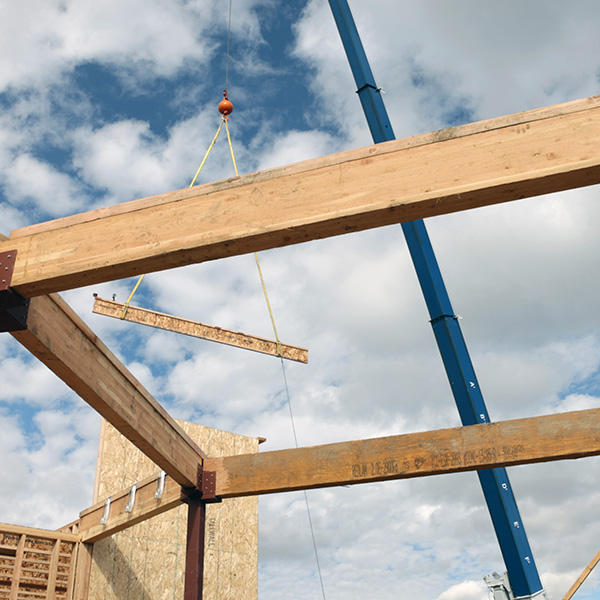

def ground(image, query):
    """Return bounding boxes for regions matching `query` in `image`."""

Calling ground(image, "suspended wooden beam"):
[204,407,600,498]
[562,548,600,600]
[73,407,600,543]
[3,96,600,297]
[92,297,309,363]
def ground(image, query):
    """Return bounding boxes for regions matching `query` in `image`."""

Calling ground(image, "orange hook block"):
[218,90,233,117]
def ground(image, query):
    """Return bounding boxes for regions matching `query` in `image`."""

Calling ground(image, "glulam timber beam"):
[204,407,600,498]
[3,96,600,297]
[10,293,206,487]
[74,407,600,541]
[1,233,205,488]
[92,297,309,363]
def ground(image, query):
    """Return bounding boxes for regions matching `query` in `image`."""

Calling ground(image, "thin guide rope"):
[280,358,327,600]
[223,104,327,599]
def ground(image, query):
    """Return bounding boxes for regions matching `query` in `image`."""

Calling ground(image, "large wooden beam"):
[92,297,309,363]
[74,407,600,542]
[0,231,206,489]
[9,293,206,487]
[3,96,600,297]
[204,407,600,498]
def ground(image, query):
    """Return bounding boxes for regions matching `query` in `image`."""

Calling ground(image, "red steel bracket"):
[0,250,29,332]
[0,250,17,292]
[180,463,221,504]
[200,471,219,502]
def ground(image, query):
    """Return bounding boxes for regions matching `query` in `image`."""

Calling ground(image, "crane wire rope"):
[118,6,328,596]
[217,9,328,595]
[225,0,233,92]
[281,359,327,600]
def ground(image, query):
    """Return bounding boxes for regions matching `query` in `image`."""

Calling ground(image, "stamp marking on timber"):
[349,444,527,480]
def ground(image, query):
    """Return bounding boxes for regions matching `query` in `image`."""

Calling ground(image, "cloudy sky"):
[2,1,600,598]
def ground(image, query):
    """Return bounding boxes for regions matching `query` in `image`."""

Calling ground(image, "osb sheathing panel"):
[88,419,259,600]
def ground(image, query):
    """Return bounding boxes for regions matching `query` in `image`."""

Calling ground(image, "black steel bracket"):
[0,250,29,332]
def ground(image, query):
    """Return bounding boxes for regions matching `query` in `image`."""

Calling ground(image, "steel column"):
[183,493,207,600]
[327,1,544,596]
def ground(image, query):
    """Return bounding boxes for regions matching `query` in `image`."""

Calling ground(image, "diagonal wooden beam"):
[204,407,600,498]
[562,548,600,600]
[92,297,309,363]
[3,96,600,297]
[2,232,205,488]
[9,293,206,487]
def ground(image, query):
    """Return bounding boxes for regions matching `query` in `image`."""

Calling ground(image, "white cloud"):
[0,354,72,406]
[0,404,99,529]
[294,0,600,140]
[0,0,216,91]
[4,153,86,216]
[257,129,339,170]
[3,1,600,599]
[436,579,487,600]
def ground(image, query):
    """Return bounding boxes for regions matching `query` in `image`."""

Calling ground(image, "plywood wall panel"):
[88,420,258,600]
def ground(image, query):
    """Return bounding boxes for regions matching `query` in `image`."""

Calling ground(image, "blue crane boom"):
[326,1,545,598]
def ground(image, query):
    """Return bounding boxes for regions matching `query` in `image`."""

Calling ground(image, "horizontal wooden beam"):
[3,270,206,488]
[72,409,600,542]
[73,407,600,541]
[78,471,181,543]
[205,407,600,497]
[0,522,80,543]
[92,297,309,363]
[4,96,600,297]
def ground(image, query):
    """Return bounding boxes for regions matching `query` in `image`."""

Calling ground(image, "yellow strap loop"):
[120,274,145,319]
[225,118,239,177]
[226,117,280,354]
[189,119,225,187]
[120,113,281,358]
[120,119,226,315]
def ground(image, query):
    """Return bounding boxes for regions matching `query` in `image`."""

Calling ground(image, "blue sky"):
[2,1,600,599]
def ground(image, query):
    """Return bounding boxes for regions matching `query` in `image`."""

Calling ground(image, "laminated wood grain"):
[10,292,205,488]
[204,407,600,497]
[4,96,600,297]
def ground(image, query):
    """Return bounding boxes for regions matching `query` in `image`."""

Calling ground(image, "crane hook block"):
[218,90,233,116]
